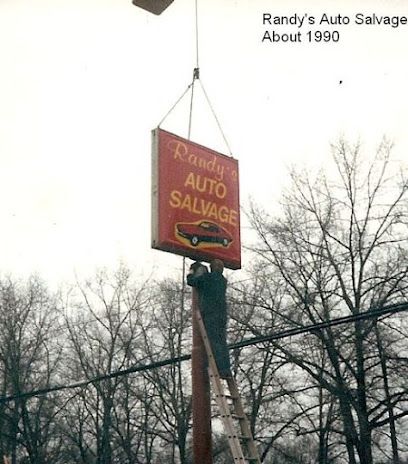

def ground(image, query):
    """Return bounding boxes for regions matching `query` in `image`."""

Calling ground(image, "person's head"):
[210,259,224,274]
[190,261,208,275]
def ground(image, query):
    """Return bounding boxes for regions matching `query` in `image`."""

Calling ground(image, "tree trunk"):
[375,322,400,463]
[354,320,373,464]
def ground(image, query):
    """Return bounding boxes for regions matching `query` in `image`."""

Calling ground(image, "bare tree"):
[245,140,408,463]
[0,276,62,464]
[62,266,151,464]
[138,278,193,464]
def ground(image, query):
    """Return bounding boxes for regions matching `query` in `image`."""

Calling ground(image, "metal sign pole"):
[191,287,213,463]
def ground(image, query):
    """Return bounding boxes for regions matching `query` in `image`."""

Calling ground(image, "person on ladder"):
[187,259,232,379]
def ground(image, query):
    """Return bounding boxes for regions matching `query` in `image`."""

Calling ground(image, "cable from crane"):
[156,0,233,329]
[157,0,231,155]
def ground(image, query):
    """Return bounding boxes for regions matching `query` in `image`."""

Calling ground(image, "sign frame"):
[151,128,241,269]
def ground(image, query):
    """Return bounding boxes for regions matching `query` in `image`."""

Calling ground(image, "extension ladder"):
[195,308,261,463]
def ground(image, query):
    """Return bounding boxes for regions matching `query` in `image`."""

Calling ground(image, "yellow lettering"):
[180,194,192,212]
[200,198,211,216]
[218,206,229,223]
[192,197,201,215]
[169,141,188,161]
[169,191,238,227]
[229,209,238,226]
[188,154,198,167]
[215,182,227,199]
[167,137,231,182]
[184,172,195,189]
[207,203,218,220]
[183,171,228,198]
[169,190,182,208]
[196,174,206,193]
[206,178,217,195]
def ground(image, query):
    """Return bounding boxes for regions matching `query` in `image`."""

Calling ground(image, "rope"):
[157,82,193,128]
[187,73,196,139]
[195,0,199,69]
[157,0,232,157]
[198,79,233,156]
[181,0,201,331]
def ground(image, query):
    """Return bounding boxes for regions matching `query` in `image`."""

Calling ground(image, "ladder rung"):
[215,392,237,399]
[197,311,260,463]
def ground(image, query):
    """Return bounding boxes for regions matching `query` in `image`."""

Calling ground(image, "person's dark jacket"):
[187,270,231,377]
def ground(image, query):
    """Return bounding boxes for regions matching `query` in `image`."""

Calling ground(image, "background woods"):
[1,142,408,463]
[244,140,408,462]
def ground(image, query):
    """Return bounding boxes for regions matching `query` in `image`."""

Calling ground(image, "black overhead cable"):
[0,301,407,405]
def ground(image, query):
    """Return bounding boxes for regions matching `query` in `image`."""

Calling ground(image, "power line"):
[0,301,407,405]
[230,301,408,349]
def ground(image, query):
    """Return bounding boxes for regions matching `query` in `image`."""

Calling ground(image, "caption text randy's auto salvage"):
[262,13,407,44]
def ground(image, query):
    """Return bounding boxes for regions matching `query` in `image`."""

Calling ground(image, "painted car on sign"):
[175,220,233,248]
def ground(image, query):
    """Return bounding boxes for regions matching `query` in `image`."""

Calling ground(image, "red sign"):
[151,129,241,269]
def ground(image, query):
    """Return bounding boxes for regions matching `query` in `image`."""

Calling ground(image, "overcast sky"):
[0,0,407,285]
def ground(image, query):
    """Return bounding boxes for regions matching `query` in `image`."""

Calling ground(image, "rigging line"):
[180,256,187,362]
[187,72,196,139]
[157,1,199,129]
[195,0,199,69]
[1,301,407,405]
[180,3,200,342]
[193,0,231,156]
[183,0,201,325]
[180,256,187,353]
[157,82,193,128]
[198,78,233,156]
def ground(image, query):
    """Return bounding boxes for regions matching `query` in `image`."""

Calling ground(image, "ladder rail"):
[194,308,261,463]
[195,308,246,461]
[227,378,260,462]
[209,373,247,461]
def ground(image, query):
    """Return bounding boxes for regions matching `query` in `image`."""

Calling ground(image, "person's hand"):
[189,262,207,277]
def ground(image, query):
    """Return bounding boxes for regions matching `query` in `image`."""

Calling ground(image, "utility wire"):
[1,301,407,405]
[230,301,408,349]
